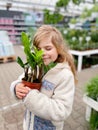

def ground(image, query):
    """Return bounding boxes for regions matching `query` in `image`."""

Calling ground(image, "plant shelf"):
[83,95,98,121]
[70,49,98,72]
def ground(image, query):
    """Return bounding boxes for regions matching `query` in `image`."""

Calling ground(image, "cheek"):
[51,50,58,61]
[54,54,58,61]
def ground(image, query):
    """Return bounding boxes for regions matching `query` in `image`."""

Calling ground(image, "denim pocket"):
[34,115,56,130]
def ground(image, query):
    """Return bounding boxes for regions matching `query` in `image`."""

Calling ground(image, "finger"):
[17,89,29,94]
[16,91,26,98]
[16,91,24,99]
[16,95,23,99]
[25,86,31,91]
[16,86,29,93]
[17,83,25,87]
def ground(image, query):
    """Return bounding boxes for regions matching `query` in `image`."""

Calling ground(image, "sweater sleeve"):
[10,73,24,99]
[23,71,75,121]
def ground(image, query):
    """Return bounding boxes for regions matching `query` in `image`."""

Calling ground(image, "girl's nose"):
[42,49,46,57]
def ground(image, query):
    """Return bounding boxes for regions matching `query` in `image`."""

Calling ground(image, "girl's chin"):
[43,59,55,66]
[43,61,51,66]
[44,62,50,66]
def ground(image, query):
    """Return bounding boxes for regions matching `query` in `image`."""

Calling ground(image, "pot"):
[22,80,41,90]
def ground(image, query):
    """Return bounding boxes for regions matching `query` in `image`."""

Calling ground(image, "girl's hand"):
[15,83,30,99]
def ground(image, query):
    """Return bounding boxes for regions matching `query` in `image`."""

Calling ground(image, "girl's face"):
[38,38,58,65]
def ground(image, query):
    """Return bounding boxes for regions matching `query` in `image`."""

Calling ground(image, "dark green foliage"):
[44,62,57,74]
[90,109,98,130]
[56,0,69,7]
[85,76,98,101]
[56,0,81,7]
[17,56,25,68]
[85,76,98,130]
[91,32,98,43]
[43,9,63,24]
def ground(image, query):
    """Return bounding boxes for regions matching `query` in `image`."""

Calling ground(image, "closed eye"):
[45,46,52,51]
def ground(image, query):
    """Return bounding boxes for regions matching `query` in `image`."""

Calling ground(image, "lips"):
[43,56,50,60]
[43,57,51,65]
[43,58,49,62]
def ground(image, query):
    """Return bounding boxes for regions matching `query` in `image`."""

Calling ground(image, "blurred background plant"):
[84,76,98,130]
[60,28,98,51]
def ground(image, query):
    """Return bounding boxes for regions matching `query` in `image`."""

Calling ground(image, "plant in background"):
[70,18,77,24]
[85,76,98,130]
[43,9,63,24]
[89,109,98,130]
[91,31,98,49]
[91,4,98,12]
[56,0,81,8]
[61,27,98,51]
[85,76,98,101]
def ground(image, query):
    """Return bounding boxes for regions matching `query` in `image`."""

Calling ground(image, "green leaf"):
[17,56,24,68]
[44,62,57,74]
[21,32,31,55]
[32,46,43,65]
[21,32,30,47]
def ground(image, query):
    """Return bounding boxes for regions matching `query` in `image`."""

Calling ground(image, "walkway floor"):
[0,45,98,130]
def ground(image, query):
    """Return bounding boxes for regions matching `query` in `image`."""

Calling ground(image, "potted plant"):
[17,32,56,90]
[17,32,44,90]
[83,76,98,130]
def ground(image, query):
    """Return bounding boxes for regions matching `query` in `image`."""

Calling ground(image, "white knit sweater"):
[10,62,75,130]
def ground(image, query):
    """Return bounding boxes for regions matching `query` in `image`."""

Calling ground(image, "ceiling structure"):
[0,0,97,16]
[0,0,58,12]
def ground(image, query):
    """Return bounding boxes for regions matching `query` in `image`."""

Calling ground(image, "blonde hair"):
[33,25,77,84]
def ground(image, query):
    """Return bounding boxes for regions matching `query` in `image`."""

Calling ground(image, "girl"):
[10,25,77,130]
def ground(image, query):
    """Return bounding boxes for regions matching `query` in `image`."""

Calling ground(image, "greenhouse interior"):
[0,0,98,130]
